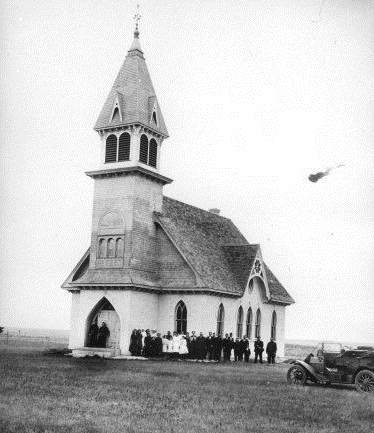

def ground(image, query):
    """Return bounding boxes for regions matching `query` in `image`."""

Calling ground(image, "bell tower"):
[85,23,172,283]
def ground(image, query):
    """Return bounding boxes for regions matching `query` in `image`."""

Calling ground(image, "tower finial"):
[134,4,141,37]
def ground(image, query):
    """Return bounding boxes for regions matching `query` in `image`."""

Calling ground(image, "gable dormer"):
[149,96,158,127]
[109,93,123,125]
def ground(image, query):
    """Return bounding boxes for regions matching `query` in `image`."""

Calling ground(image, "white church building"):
[62,25,294,358]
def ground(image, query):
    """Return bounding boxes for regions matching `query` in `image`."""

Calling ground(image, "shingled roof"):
[94,30,168,136]
[155,197,249,295]
[63,196,294,304]
[156,197,294,303]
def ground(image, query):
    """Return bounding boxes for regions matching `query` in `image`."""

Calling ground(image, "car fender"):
[294,360,318,381]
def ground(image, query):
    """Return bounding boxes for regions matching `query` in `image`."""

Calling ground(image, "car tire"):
[287,365,307,386]
[354,369,374,393]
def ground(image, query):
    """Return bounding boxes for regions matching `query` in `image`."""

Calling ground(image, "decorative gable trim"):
[109,94,123,124]
[247,249,271,301]
[148,96,158,126]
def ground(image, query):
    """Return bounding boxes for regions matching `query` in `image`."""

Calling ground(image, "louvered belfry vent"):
[118,132,130,161]
[149,139,157,168]
[139,134,149,164]
[105,134,117,163]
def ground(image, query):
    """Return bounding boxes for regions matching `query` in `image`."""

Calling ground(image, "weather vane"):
[134,4,141,31]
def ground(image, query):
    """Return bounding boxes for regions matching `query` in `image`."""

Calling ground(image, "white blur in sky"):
[0,0,373,343]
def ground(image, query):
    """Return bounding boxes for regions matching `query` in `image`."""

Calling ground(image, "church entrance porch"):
[75,297,121,357]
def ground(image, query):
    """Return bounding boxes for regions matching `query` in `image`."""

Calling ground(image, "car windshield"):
[323,343,342,352]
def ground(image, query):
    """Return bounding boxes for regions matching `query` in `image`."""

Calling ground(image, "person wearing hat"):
[266,338,277,364]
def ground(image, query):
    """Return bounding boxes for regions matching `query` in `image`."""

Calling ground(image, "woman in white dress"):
[179,335,189,359]
[162,335,169,356]
[171,332,181,358]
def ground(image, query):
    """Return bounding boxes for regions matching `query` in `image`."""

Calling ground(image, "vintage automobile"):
[287,342,374,393]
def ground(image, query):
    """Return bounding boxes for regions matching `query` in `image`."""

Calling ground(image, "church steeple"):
[94,26,168,136]
[93,23,169,173]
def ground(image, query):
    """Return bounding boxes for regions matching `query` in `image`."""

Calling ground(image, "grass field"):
[0,339,373,433]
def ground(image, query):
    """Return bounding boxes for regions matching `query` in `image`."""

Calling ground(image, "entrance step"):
[72,347,120,358]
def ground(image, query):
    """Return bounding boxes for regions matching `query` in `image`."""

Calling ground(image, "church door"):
[97,309,121,350]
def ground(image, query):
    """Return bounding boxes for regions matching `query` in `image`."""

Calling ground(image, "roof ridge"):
[163,196,232,221]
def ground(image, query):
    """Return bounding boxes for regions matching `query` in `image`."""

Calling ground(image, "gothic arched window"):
[139,134,149,164]
[246,307,253,339]
[115,238,124,258]
[98,238,106,258]
[149,138,157,168]
[255,308,261,338]
[271,311,277,340]
[105,134,117,163]
[118,133,130,161]
[175,301,187,334]
[237,306,244,338]
[216,303,225,337]
[107,238,115,258]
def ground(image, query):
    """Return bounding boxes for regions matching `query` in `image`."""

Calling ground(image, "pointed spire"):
[94,10,168,137]
[129,5,143,53]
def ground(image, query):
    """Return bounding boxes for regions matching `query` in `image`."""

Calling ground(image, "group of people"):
[87,321,110,348]
[129,329,278,364]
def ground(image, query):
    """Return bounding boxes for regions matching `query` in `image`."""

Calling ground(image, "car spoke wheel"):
[287,365,307,385]
[355,370,374,393]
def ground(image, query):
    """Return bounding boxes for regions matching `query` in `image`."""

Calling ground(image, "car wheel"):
[355,369,374,393]
[287,365,307,385]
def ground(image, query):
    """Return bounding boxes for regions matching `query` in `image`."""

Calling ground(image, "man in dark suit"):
[196,332,207,361]
[206,332,214,360]
[243,336,251,362]
[212,333,221,361]
[222,334,231,361]
[254,336,264,363]
[266,338,277,364]
[189,331,198,359]
[234,338,241,361]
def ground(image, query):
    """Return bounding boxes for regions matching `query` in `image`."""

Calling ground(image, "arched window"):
[271,311,277,340]
[139,134,148,164]
[118,133,130,161]
[98,238,106,258]
[246,307,253,339]
[107,238,115,258]
[255,308,261,338]
[175,301,187,334]
[105,134,117,163]
[149,138,157,168]
[237,306,244,338]
[216,303,224,336]
[115,238,124,258]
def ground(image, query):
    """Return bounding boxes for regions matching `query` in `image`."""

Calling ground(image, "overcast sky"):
[1,0,373,344]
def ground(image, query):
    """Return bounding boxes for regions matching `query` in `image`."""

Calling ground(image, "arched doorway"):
[85,297,120,350]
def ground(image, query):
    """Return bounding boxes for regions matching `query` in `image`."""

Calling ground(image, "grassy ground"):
[0,341,373,433]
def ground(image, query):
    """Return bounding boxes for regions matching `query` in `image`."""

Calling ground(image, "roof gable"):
[63,197,294,305]
[156,197,249,295]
